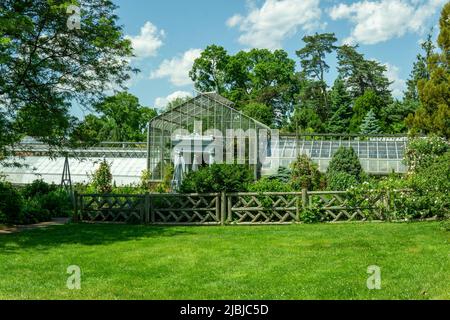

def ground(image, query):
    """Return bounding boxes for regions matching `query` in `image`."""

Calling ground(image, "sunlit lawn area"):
[0,222,448,300]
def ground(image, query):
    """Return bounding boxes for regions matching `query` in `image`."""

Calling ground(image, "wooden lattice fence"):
[74,189,407,225]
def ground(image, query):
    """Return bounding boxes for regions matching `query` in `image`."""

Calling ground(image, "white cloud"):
[126,21,165,58]
[383,62,406,99]
[329,0,446,45]
[150,49,202,86]
[154,91,193,109]
[227,0,323,50]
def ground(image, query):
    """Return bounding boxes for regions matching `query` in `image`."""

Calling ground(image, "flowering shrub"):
[404,135,449,173]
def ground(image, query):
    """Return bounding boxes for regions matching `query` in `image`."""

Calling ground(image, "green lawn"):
[0,222,448,300]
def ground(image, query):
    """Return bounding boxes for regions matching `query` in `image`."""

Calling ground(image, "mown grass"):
[0,222,448,300]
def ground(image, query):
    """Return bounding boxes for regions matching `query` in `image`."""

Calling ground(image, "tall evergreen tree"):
[407,3,450,138]
[337,45,392,102]
[296,33,338,121]
[326,77,353,133]
[404,31,435,102]
[360,109,381,134]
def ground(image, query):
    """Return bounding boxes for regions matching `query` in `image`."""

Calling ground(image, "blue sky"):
[74,0,446,118]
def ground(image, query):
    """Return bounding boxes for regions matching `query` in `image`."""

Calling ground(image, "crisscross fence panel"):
[75,192,221,225]
[226,192,302,224]
[307,191,388,222]
[77,194,145,223]
[74,189,410,225]
[150,193,221,225]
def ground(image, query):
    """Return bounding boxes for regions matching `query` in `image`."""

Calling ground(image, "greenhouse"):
[0,93,409,187]
[148,92,408,183]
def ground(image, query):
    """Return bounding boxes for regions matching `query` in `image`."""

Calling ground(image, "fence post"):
[144,192,150,224]
[302,189,308,211]
[384,190,391,220]
[227,195,232,223]
[221,192,226,226]
[73,191,79,223]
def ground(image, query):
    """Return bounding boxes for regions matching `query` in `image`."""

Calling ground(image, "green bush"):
[0,181,23,224]
[21,198,51,224]
[21,179,57,199]
[179,164,253,193]
[327,146,363,178]
[327,171,359,191]
[326,146,363,190]
[248,178,293,193]
[92,160,113,194]
[37,189,72,217]
[404,135,449,172]
[289,154,322,190]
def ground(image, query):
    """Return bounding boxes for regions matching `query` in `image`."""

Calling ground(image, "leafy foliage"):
[360,109,381,134]
[179,164,253,193]
[71,92,157,144]
[92,160,113,194]
[404,135,449,172]
[407,3,450,138]
[0,180,23,224]
[326,147,363,190]
[289,154,322,190]
[248,178,293,193]
[0,0,135,153]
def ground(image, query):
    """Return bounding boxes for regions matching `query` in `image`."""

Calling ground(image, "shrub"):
[289,154,322,190]
[326,146,363,190]
[404,135,449,173]
[92,160,113,194]
[248,178,293,193]
[267,167,291,183]
[0,181,23,224]
[327,171,359,191]
[327,146,363,178]
[37,189,72,217]
[21,198,51,224]
[179,164,253,193]
[21,179,57,199]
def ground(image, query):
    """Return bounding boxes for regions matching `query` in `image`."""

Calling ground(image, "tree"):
[350,90,385,133]
[404,31,435,102]
[407,3,450,138]
[326,77,353,133]
[337,45,392,101]
[71,92,157,143]
[289,154,322,190]
[296,33,337,120]
[190,47,298,127]
[326,146,363,190]
[0,0,135,154]
[189,45,229,94]
[290,106,323,133]
[241,102,274,126]
[380,100,419,133]
[360,109,381,134]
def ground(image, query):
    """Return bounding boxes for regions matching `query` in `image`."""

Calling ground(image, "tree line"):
[0,1,448,155]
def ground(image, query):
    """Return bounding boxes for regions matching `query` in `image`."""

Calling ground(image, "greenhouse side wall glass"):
[147,93,408,181]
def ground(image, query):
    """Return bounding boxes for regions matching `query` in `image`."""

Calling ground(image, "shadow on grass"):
[0,223,192,254]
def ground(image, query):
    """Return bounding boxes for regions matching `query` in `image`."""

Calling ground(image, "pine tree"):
[360,110,381,134]
[326,77,353,133]
[404,30,435,102]
[407,3,450,138]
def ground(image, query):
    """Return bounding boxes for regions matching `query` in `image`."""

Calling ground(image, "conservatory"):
[147,92,408,183]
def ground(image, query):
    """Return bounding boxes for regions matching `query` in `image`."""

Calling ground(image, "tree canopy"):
[0,0,135,154]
